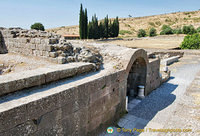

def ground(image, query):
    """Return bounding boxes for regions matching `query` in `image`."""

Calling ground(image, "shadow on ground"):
[101,77,178,136]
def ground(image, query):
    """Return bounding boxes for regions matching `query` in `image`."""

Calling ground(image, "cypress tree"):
[99,22,104,39]
[79,4,84,39]
[116,16,119,37]
[88,22,93,39]
[104,15,109,39]
[84,9,88,39]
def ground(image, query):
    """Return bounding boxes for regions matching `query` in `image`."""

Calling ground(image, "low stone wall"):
[146,58,161,95]
[0,28,102,67]
[0,62,95,97]
[0,70,127,136]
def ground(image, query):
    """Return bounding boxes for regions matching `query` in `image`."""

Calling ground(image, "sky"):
[0,0,200,29]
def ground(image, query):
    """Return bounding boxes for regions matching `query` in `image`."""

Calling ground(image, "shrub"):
[149,28,157,37]
[119,30,132,35]
[173,28,182,34]
[197,27,200,33]
[31,23,45,31]
[182,25,196,34]
[160,25,173,35]
[137,29,146,38]
[180,33,200,49]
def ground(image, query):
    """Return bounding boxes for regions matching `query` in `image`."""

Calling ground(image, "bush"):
[173,28,182,34]
[31,23,45,31]
[197,27,200,33]
[182,25,196,34]
[149,28,157,37]
[180,33,200,49]
[137,29,146,38]
[119,30,132,35]
[160,25,173,35]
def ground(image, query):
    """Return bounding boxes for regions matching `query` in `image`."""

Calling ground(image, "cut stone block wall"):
[146,58,161,95]
[0,48,162,135]
[0,63,95,97]
[0,28,102,67]
[0,70,127,136]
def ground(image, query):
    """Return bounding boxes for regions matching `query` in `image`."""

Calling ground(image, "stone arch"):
[125,49,148,97]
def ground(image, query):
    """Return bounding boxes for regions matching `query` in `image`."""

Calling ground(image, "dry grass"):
[46,10,200,38]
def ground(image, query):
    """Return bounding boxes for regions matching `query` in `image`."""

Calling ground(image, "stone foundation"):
[0,28,102,67]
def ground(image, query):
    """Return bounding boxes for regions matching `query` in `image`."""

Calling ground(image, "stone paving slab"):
[0,62,94,96]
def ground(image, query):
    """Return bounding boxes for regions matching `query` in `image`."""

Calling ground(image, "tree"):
[79,4,84,39]
[31,23,45,31]
[173,28,182,34]
[99,22,104,39]
[197,27,200,33]
[149,28,157,37]
[88,22,93,39]
[180,33,200,49]
[182,25,196,35]
[160,25,173,35]
[104,15,109,39]
[115,17,119,37]
[88,14,99,39]
[84,9,88,39]
[137,29,146,38]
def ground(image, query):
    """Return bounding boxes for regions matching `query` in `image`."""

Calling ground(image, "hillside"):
[46,10,200,37]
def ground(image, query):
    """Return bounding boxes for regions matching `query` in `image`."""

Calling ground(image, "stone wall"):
[0,28,102,67]
[146,58,161,95]
[0,47,162,135]
[0,70,127,136]
[0,30,7,54]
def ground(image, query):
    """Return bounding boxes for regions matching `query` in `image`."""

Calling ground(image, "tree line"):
[79,4,119,39]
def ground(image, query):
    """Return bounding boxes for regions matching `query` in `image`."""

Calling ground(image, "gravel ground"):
[100,55,200,136]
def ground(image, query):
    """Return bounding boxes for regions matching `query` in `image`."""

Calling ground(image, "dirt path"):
[100,55,200,136]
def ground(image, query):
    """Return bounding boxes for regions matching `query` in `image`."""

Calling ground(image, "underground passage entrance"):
[127,57,147,104]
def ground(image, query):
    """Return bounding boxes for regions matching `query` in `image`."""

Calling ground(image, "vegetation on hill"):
[180,33,200,49]
[31,23,45,31]
[149,28,157,37]
[137,29,146,37]
[47,10,200,38]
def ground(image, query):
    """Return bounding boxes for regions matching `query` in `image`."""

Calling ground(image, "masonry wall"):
[0,28,101,66]
[0,70,127,136]
[146,58,161,95]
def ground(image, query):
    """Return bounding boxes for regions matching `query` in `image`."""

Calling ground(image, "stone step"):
[0,62,95,97]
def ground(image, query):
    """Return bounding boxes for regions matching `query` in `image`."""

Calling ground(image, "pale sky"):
[0,0,200,29]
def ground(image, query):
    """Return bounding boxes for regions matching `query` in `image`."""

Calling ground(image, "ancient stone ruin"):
[0,27,102,68]
[0,28,165,135]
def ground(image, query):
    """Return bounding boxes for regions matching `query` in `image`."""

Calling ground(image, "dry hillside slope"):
[46,10,200,37]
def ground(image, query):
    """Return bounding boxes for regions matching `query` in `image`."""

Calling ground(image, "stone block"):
[49,52,58,58]
[88,96,104,120]
[27,94,60,120]
[77,63,94,75]
[30,38,35,44]
[35,38,41,44]
[59,87,78,107]
[45,45,53,51]
[0,120,37,136]
[30,44,36,50]
[59,67,77,79]
[57,57,66,64]
[0,105,27,133]
[45,70,60,83]
[49,38,58,44]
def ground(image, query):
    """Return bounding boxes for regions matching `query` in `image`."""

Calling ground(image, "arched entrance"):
[127,57,147,99]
